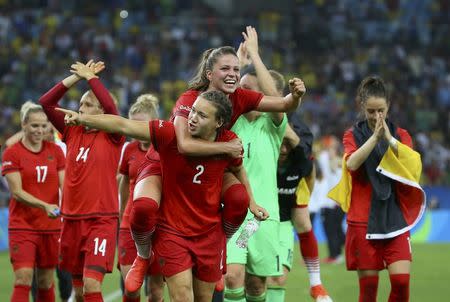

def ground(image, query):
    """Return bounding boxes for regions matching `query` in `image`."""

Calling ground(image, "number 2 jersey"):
[2,141,65,231]
[149,120,242,237]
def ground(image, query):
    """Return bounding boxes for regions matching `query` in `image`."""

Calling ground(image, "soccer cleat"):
[125,254,153,293]
[310,284,333,302]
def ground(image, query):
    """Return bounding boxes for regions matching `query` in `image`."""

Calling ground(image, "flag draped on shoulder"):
[328,141,426,239]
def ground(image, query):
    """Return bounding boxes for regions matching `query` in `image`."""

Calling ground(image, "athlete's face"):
[130,112,152,147]
[240,74,261,92]
[363,97,389,130]
[79,92,104,115]
[22,112,48,146]
[188,97,221,140]
[206,54,240,94]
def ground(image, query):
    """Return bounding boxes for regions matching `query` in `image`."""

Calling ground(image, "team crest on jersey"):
[47,155,54,161]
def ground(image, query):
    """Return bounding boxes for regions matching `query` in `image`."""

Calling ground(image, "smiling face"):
[22,111,48,146]
[206,54,240,94]
[363,96,389,130]
[187,96,221,141]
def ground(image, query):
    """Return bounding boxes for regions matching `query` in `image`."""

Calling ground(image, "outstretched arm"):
[255,78,306,113]
[56,108,150,141]
[173,115,243,158]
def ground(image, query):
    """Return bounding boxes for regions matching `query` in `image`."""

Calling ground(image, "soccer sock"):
[130,197,159,258]
[298,230,321,286]
[266,285,285,302]
[358,275,379,302]
[123,295,140,302]
[224,287,245,302]
[36,284,55,302]
[84,292,103,301]
[11,284,31,302]
[246,292,266,302]
[222,184,250,239]
[388,274,410,302]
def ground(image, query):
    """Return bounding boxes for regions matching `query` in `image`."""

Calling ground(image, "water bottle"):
[52,208,60,217]
[235,218,261,249]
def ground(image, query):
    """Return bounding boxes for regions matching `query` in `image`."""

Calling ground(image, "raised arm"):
[243,26,284,125]
[173,115,243,158]
[56,108,150,141]
[5,172,59,218]
[255,78,306,113]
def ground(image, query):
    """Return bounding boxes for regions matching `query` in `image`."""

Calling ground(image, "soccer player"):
[268,115,332,302]
[58,90,253,302]
[2,101,65,302]
[330,76,424,302]
[117,94,163,302]
[125,25,305,294]
[223,58,304,302]
[39,60,125,302]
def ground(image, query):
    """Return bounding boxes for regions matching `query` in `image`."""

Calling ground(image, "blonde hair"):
[81,90,119,108]
[129,94,159,119]
[269,70,286,95]
[20,101,44,123]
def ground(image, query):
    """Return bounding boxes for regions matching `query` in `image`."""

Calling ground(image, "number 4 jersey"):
[149,120,242,237]
[2,141,65,231]
[62,126,124,219]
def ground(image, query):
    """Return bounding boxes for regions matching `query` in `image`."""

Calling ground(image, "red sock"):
[298,230,319,258]
[222,184,249,239]
[36,284,55,302]
[130,197,159,255]
[11,284,31,302]
[359,275,379,302]
[388,274,410,302]
[123,295,140,302]
[84,292,103,302]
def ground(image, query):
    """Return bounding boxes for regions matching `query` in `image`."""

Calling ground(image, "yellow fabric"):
[328,142,422,213]
[327,157,352,212]
[295,178,311,205]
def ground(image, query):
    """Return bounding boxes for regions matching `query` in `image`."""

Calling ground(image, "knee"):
[245,278,266,296]
[170,284,191,302]
[225,269,245,289]
[37,275,54,289]
[14,270,33,286]
[293,216,312,233]
[223,184,249,210]
[83,277,101,293]
[268,276,287,287]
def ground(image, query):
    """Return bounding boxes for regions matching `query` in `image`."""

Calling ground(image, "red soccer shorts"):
[152,224,226,283]
[345,224,412,271]
[136,158,162,184]
[9,231,59,270]
[59,217,118,277]
[118,228,137,267]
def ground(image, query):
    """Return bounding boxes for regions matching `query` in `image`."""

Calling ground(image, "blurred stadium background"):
[0,0,449,300]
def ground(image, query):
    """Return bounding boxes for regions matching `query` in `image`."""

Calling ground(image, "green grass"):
[1,243,449,301]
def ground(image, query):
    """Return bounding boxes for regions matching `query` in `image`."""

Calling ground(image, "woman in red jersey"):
[117,94,163,302]
[58,90,253,302]
[125,26,306,294]
[2,101,65,302]
[336,76,424,302]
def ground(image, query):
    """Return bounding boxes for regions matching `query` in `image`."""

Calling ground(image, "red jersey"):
[119,141,152,229]
[2,141,65,232]
[39,78,125,219]
[61,126,124,218]
[171,88,263,128]
[149,120,242,236]
[343,127,413,225]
